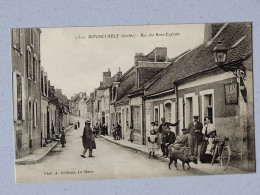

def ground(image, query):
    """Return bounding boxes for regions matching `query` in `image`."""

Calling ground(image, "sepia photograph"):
[12,22,255,183]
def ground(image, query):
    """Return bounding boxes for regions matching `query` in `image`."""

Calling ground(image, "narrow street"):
[16,117,197,183]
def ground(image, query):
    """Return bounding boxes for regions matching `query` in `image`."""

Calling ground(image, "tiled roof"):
[144,22,252,97]
[55,90,69,105]
[115,68,135,101]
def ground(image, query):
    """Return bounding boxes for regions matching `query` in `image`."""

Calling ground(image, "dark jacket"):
[163,131,176,144]
[82,125,96,149]
[158,121,179,134]
[187,122,203,136]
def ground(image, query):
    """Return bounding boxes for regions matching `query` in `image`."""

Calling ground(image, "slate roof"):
[55,90,69,106]
[144,22,252,97]
[97,74,116,90]
[113,67,135,106]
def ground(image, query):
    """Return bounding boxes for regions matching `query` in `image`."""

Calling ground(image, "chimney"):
[204,23,224,45]
[103,68,111,83]
[134,53,146,65]
[115,67,122,82]
[204,23,212,44]
[153,47,167,62]
[80,92,83,98]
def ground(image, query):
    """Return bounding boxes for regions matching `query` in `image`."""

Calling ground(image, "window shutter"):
[22,76,25,120]
[193,95,199,117]
[160,103,164,120]
[178,98,183,132]
[13,72,17,121]
[34,102,37,127]
[31,54,33,79]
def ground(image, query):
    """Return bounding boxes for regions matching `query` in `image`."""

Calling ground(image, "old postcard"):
[12,23,255,183]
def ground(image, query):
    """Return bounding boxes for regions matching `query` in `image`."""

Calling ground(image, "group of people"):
[147,117,179,158]
[147,116,217,163]
[112,122,122,140]
[93,123,108,137]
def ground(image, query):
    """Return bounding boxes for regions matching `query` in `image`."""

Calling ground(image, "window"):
[30,28,34,47]
[154,107,159,122]
[165,103,172,123]
[16,74,23,120]
[33,101,37,127]
[44,75,48,96]
[200,89,214,124]
[27,47,32,79]
[12,29,21,51]
[131,106,141,134]
[33,55,37,82]
[13,71,25,122]
[41,71,44,94]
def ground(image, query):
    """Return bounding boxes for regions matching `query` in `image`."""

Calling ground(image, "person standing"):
[154,121,160,149]
[116,122,122,140]
[78,120,80,128]
[147,130,157,158]
[158,117,179,157]
[187,115,203,164]
[60,127,66,147]
[129,122,134,143]
[81,120,96,158]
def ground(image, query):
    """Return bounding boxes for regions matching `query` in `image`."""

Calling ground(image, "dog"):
[168,146,197,171]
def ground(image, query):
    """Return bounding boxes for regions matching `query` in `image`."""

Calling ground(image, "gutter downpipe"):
[174,82,179,135]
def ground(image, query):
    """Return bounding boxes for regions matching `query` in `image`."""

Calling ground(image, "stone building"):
[12,28,42,158]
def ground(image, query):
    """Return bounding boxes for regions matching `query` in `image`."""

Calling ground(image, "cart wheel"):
[220,145,231,170]
[211,145,218,165]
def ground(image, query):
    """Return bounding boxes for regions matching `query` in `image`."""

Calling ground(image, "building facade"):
[12,28,42,158]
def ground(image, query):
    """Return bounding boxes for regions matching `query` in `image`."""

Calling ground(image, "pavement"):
[99,134,250,176]
[15,125,73,165]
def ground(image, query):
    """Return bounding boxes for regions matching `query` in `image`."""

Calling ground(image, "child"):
[147,130,157,158]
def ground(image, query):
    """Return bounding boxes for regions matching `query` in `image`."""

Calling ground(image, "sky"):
[40,24,205,99]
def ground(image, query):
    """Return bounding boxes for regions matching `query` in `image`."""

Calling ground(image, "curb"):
[16,125,73,165]
[100,135,210,175]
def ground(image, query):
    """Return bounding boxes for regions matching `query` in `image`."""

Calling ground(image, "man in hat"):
[163,126,176,158]
[187,115,203,163]
[81,119,96,158]
[158,117,179,157]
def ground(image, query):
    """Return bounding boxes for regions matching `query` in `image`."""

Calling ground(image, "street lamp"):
[212,40,247,102]
[212,41,228,66]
